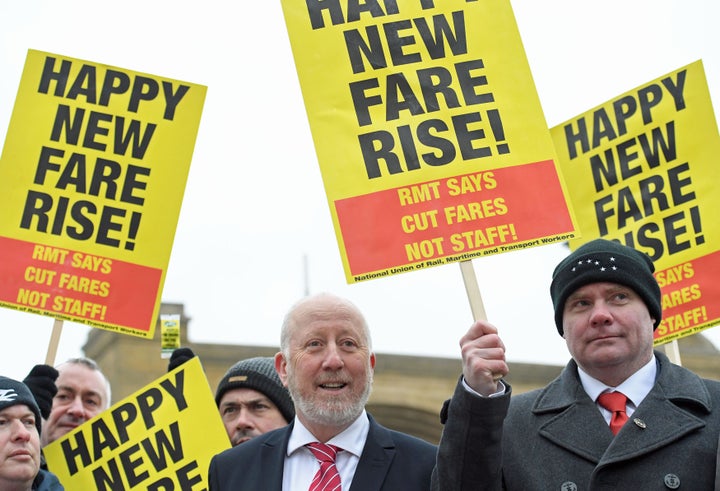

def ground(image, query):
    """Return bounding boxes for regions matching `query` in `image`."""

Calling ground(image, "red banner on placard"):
[0,236,161,333]
[654,249,720,343]
[335,160,575,276]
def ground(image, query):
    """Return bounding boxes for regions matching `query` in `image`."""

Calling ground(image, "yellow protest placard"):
[281,0,578,283]
[550,60,720,344]
[0,49,206,337]
[43,357,231,489]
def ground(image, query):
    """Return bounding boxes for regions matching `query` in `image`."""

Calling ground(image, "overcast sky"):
[1,0,719,382]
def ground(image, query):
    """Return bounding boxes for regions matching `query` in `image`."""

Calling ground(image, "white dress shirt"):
[282,410,370,491]
[578,355,657,424]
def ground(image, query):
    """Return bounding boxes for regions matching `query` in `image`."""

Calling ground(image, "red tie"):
[597,391,629,435]
[306,442,342,491]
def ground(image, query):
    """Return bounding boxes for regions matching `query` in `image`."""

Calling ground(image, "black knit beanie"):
[550,238,662,336]
[214,357,294,422]
[0,376,43,435]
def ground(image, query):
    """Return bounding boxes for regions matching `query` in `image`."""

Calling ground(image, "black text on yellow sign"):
[58,371,200,490]
[43,357,230,489]
[20,56,190,252]
[561,69,703,262]
[305,2,511,179]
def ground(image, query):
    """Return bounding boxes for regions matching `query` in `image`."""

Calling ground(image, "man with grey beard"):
[208,293,437,490]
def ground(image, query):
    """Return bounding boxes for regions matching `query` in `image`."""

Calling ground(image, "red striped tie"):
[597,391,629,435]
[306,442,342,491]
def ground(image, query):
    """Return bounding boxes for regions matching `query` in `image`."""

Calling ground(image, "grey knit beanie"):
[214,357,294,422]
[550,238,662,335]
[0,376,42,435]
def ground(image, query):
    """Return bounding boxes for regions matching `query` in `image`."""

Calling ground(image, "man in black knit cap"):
[0,375,64,490]
[433,238,720,490]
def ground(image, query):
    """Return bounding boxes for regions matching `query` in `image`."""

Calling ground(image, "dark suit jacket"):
[209,413,436,490]
[433,351,720,490]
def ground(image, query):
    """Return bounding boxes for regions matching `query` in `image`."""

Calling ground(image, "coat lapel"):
[600,352,711,465]
[532,352,712,466]
[535,373,613,463]
[349,415,395,491]
[599,393,705,465]
[260,424,293,490]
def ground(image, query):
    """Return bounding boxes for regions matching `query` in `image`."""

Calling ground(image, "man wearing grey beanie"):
[0,376,64,490]
[214,357,294,446]
[433,239,720,490]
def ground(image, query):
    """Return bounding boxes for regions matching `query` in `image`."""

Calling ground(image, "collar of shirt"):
[282,410,370,491]
[578,354,657,419]
[287,409,370,458]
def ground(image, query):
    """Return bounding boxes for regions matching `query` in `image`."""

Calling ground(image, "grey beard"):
[295,384,371,427]
[288,372,373,428]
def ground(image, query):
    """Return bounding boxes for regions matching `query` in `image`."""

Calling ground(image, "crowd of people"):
[3,239,720,490]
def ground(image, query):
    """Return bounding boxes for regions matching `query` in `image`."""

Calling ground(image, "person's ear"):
[275,352,289,386]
